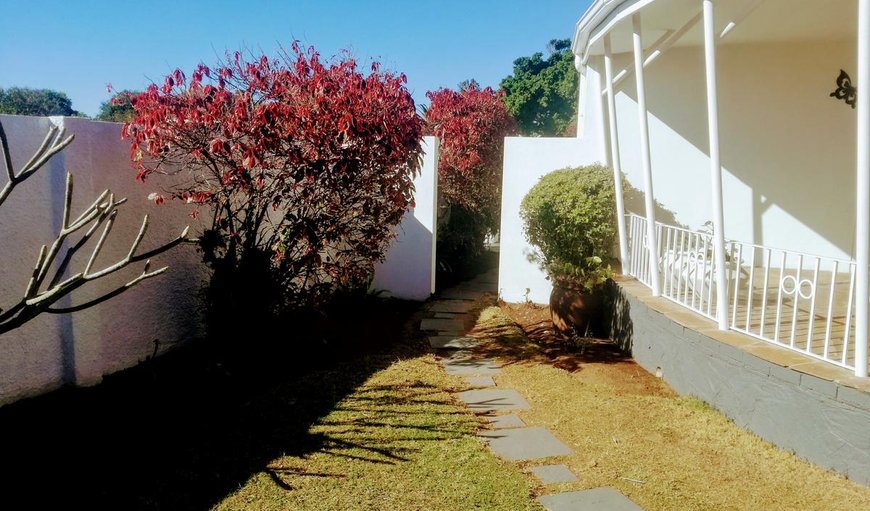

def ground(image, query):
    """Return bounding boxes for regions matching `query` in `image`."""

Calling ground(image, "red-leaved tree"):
[122,44,424,324]
[425,81,517,268]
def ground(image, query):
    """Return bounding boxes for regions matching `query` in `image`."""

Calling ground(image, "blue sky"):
[0,0,592,117]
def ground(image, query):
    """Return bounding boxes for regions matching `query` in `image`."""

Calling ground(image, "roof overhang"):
[572,0,656,67]
[573,0,858,71]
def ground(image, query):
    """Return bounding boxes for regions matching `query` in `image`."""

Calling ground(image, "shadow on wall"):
[601,279,634,353]
[621,179,684,229]
[373,213,434,301]
[616,39,856,255]
[0,115,206,403]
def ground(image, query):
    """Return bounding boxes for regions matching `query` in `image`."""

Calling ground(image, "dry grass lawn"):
[473,304,870,511]
[213,350,540,511]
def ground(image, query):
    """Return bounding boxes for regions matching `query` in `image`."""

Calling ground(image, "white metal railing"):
[627,214,653,287]
[625,213,860,371]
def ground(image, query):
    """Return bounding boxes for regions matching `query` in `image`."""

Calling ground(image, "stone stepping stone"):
[429,335,479,349]
[479,426,572,461]
[486,414,525,429]
[433,312,467,319]
[439,289,480,300]
[428,300,477,313]
[457,388,529,412]
[537,488,645,511]
[464,376,496,387]
[530,464,578,484]
[420,318,465,332]
[459,283,496,293]
[441,355,501,376]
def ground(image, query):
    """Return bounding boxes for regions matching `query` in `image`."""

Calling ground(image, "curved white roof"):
[572,0,856,69]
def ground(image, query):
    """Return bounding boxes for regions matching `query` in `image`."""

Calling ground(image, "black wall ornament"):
[831,69,857,109]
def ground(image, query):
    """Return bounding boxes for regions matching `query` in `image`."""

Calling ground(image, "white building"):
[499,0,870,483]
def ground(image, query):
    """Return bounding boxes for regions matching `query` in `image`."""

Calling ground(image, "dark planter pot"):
[549,282,603,336]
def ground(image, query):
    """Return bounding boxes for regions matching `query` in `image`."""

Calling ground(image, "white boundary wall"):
[372,136,438,301]
[0,117,437,405]
[0,115,208,404]
[498,68,608,304]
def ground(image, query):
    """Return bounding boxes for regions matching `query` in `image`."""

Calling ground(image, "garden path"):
[421,269,646,511]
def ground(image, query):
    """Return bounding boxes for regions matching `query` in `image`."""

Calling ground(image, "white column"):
[604,35,630,271]
[702,0,729,331]
[855,0,870,377]
[632,12,661,296]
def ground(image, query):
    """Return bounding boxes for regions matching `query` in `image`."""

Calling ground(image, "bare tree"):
[0,119,189,334]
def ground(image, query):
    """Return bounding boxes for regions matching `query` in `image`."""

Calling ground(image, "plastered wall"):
[0,115,207,404]
[0,117,438,405]
[498,68,608,304]
[605,40,857,260]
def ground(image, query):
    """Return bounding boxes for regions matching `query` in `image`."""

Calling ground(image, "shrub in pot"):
[520,164,616,336]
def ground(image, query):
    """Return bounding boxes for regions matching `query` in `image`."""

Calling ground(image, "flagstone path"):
[421,268,646,511]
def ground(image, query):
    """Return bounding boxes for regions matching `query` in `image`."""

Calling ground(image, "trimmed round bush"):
[520,164,616,291]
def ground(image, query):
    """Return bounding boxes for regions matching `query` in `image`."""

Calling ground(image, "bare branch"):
[0,119,188,335]
[18,129,74,180]
[47,194,126,289]
[84,210,118,276]
[24,245,48,299]
[66,196,110,234]
[132,226,193,262]
[20,125,59,175]
[26,272,85,306]
[67,189,111,231]
[61,172,73,230]
[0,122,75,208]
[46,263,168,314]
[127,215,148,260]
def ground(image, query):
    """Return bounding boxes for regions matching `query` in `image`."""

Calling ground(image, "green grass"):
[0,296,538,510]
[213,351,538,510]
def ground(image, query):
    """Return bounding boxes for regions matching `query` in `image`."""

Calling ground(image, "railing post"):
[855,0,870,377]
[632,12,661,296]
[702,0,729,331]
[604,34,630,271]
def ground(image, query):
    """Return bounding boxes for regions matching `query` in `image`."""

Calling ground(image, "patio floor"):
[659,266,863,370]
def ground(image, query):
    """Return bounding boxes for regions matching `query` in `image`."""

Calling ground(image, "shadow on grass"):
[473,294,632,373]
[0,298,459,510]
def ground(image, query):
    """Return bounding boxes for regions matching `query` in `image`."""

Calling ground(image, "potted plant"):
[519,164,616,336]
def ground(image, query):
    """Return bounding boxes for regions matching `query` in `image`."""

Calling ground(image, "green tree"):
[500,39,578,137]
[0,86,81,116]
[96,91,137,122]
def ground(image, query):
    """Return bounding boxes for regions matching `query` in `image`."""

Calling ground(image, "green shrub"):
[520,164,616,292]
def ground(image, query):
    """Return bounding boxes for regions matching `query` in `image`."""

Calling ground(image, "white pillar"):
[604,35,630,271]
[855,0,870,377]
[632,13,661,296]
[575,57,587,139]
[702,0,729,331]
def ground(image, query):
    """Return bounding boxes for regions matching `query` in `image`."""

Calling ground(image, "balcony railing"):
[626,213,860,371]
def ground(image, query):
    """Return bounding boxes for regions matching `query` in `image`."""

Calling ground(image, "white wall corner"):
[576,64,588,139]
[371,136,438,301]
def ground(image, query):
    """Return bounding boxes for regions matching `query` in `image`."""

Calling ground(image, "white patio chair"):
[658,239,749,303]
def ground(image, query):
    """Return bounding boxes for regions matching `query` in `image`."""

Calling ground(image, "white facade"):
[607,40,857,260]
[498,0,870,376]
[498,68,607,304]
